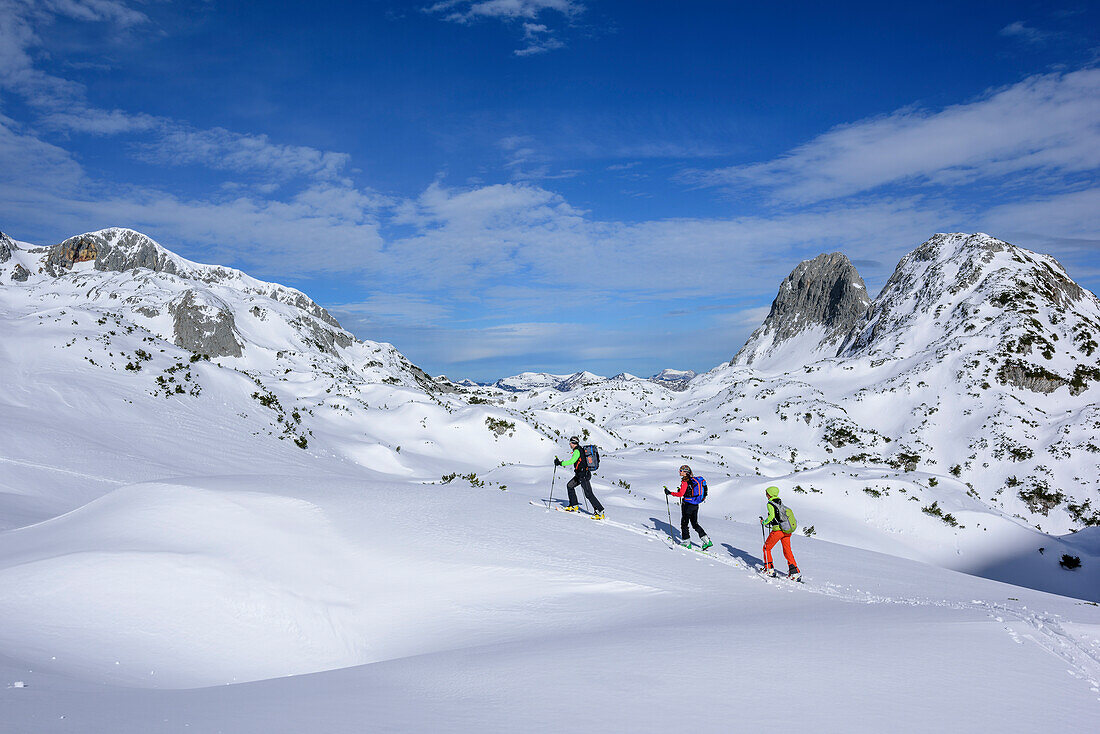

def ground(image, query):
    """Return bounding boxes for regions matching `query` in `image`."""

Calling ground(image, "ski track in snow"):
[0,456,125,485]
[529,498,1100,700]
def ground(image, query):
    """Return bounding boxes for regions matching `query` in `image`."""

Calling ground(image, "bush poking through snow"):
[485,417,516,437]
[1060,554,1082,570]
[802,525,816,537]
[441,472,485,488]
[1067,499,1100,527]
[921,501,960,527]
[1017,482,1066,515]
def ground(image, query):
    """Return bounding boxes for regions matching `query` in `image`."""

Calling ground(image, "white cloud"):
[0,0,147,106]
[331,294,452,328]
[0,112,84,190]
[515,22,565,56]
[38,0,147,26]
[378,180,954,299]
[131,127,351,181]
[40,108,161,135]
[688,68,1100,205]
[1,1,352,186]
[982,187,1100,241]
[999,21,1053,45]
[423,0,582,55]
[425,0,583,23]
[0,116,385,274]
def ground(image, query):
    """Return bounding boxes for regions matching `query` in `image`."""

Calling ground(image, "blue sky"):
[1,1,1098,381]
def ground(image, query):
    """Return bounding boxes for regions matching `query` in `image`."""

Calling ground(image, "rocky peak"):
[43,228,182,278]
[557,371,606,391]
[38,227,344,331]
[732,252,870,369]
[649,369,697,391]
[0,231,14,263]
[840,233,1097,360]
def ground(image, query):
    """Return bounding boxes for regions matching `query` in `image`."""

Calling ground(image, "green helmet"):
[765,486,780,499]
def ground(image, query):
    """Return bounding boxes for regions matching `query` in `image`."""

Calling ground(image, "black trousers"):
[680,501,706,540]
[567,474,603,512]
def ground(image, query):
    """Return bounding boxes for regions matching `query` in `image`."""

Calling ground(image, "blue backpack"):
[582,445,600,472]
[685,476,707,504]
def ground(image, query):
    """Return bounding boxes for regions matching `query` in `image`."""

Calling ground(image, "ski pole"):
[547,465,557,509]
[759,517,766,543]
[665,488,675,543]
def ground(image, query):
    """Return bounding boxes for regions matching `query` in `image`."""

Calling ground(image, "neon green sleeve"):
[560,448,582,468]
[763,502,777,525]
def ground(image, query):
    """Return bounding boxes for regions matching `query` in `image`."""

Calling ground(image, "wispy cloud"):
[424,0,584,22]
[686,68,1100,205]
[332,294,453,327]
[999,20,1054,45]
[0,0,148,106]
[423,0,583,55]
[515,22,565,56]
[2,1,352,187]
[131,127,351,181]
[380,180,955,298]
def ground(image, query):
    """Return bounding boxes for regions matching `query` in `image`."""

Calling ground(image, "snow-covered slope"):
[0,228,554,528]
[1,473,1099,732]
[6,228,1094,583]
[2,227,1099,732]
[500,234,1099,585]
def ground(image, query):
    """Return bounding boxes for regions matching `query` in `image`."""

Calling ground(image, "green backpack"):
[770,499,797,533]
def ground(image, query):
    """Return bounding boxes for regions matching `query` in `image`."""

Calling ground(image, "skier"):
[664,465,712,549]
[554,436,605,519]
[760,485,801,580]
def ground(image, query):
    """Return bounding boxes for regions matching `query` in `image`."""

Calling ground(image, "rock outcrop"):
[0,232,13,263]
[649,369,697,391]
[168,290,243,358]
[732,253,871,370]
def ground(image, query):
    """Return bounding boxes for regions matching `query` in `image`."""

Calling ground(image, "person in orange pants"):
[760,485,801,580]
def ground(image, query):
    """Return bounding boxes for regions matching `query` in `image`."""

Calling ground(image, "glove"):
[554,457,561,467]
[664,488,671,496]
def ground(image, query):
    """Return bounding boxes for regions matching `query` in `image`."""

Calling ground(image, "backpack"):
[769,498,797,533]
[685,476,708,504]
[581,444,600,472]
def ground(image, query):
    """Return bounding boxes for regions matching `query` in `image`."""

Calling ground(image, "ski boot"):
[788,566,802,582]
[761,565,778,578]
[680,539,694,549]
[700,536,713,551]
[563,505,580,512]
[591,510,605,520]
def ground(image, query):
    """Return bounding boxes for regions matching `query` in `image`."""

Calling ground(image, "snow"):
[2,474,1099,731]
[2,229,1099,731]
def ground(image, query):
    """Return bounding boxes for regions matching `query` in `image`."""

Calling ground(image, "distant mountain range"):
[467,368,699,393]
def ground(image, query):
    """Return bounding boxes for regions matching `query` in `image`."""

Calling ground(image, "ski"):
[754,564,804,583]
[528,499,589,516]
